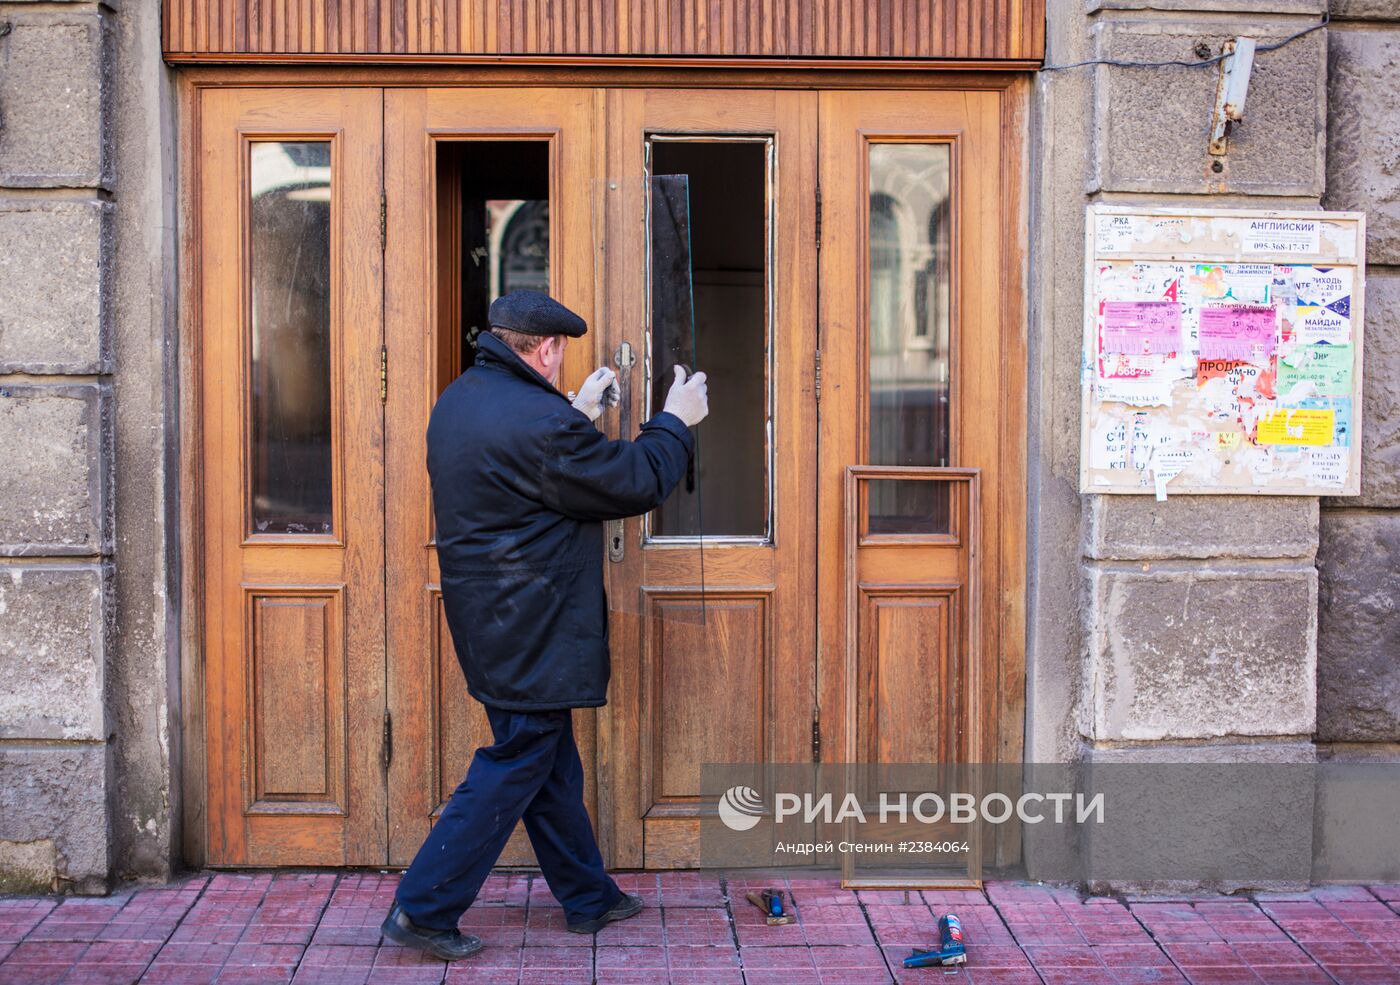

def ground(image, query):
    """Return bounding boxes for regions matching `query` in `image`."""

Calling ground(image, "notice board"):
[1081,205,1367,497]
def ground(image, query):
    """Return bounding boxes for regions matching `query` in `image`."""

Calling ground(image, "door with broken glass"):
[593,89,821,868]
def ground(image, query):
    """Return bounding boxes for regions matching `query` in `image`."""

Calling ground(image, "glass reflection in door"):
[867,143,952,535]
[249,140,334,535]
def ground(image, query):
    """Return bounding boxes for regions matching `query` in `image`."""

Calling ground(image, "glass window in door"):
[646,138,772,541]
[866,143,952,535]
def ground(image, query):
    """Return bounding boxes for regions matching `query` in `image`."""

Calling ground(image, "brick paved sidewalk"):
[3,872,1400,984]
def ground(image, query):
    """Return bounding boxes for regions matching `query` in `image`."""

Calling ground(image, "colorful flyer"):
[1198,306,1277,363]
[1256,408,1336,447]
[1293,266,1352,345]
[1197,263,1274,304]
[1292,397,1353,447]
[1101,301,1182,355]
[1277,344,1353,399]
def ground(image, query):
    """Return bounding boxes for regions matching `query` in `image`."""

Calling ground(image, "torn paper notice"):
[1097,376,1174,406]
[1256,407,1336,447]
[1293,266,1353,345]
[1089,417,1129,471]
[1213,430,1243,451]
[1242,217,1320,255]
[1099,351,1172,381]
[1151,446,1196,501]
[1307,448,1348,488]
[1198,306,1277,363]
[1101,301,1182,355]
[1197,360,1273,422]
[1096,214,1137,253]
[1129,412,1156,473]
[1277,343,1353,398]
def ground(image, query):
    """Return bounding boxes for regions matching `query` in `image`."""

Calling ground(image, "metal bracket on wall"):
[1209,37,1256,157]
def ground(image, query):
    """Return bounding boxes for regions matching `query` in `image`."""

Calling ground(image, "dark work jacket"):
[427,331,694,711]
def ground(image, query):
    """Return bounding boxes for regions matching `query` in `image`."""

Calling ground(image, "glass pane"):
[866,479,952,536]
[249,141,333,535]
[649,140,770,539]
[868,143,952,533]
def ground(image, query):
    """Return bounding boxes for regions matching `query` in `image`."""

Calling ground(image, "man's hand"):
[662,365,709,427]
[571,366,620,422]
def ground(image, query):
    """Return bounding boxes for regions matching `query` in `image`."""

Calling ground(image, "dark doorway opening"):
[435,141,550,392]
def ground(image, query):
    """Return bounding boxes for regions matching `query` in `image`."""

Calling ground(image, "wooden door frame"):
[175,66,1027,870]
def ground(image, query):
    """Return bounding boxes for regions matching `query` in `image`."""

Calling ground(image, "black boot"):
[380,902,484,961]
[566,892,645,934]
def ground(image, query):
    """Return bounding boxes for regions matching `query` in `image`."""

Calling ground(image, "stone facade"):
[1027,0,1397,887]
[0,0,175,891]
[1317,11,1400,747]
[0,0,1395,891]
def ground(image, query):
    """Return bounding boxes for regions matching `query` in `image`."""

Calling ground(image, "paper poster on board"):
[1080,206,1366,497]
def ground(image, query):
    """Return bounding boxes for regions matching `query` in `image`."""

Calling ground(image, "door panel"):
[200,88,386,865]
[596,89,820,868]
[818,90,1010,796]
[383,88,599,867]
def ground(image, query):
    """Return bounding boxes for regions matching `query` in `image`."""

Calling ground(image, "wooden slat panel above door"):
[163,0,1044,65]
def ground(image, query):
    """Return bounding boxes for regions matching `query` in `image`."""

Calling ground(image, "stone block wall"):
[1029,0,1338,884]
[0,0,115,893]
[0,0,177,891]
[1317,8,1400,747]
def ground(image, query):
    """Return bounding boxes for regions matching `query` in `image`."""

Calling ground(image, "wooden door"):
[816,90,1021,822]
[199,88,387,865]
[596,89,820,868]
[383,88,600,866]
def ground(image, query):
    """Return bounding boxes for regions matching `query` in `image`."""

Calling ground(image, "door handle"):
[613,342,636,427]
[607,343,636,565]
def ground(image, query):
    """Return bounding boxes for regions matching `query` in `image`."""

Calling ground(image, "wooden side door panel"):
[200,87,386,865]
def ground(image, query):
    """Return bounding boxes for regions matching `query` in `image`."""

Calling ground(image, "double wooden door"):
[197,85,1019,868]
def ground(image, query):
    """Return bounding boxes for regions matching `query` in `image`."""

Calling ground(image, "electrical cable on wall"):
[1040,12,1328,72]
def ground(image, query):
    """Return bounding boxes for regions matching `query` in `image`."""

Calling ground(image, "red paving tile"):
[3,873,1397,983]
[594,908,664,946]
[659,907,730,946]
[656,873,725,909]
[1038,969,1118,985]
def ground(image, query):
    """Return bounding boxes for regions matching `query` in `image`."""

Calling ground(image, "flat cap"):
[488,290,587,338]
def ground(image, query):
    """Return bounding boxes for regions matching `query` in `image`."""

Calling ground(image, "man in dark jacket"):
[382,290,708,961]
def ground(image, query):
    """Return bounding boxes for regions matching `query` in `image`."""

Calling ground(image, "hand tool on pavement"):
[902,913,967,968]
[744,889,795,926]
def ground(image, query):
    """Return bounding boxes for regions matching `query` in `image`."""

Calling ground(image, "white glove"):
[571,366,620,422]
[662,365,708,427]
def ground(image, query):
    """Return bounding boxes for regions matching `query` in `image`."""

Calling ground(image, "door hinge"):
[379,192,387,250]
[811,713,822,764]
[814,184,822,249]
[382,710,393,769]
[379,345,388,404]
[814,348,823,402]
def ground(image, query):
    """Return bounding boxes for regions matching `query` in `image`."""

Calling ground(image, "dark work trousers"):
[395,706,622,931]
